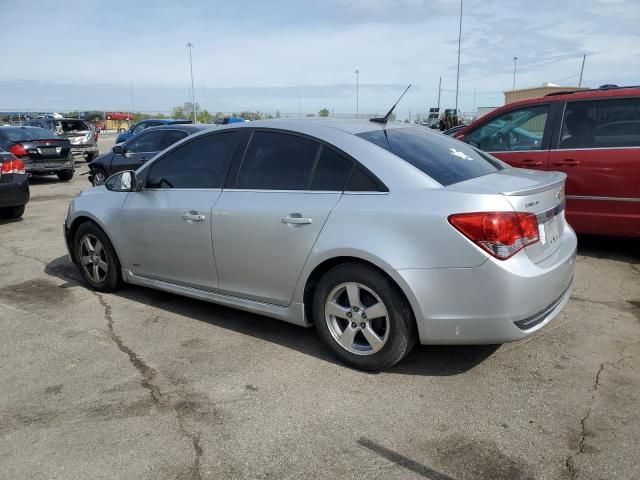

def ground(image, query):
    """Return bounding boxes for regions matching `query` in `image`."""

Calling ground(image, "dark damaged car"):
[23,118,99,161]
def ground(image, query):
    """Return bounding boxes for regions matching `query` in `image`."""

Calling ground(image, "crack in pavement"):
[564,340,640,479]
[7,246,48,267]
[95,292,203,479]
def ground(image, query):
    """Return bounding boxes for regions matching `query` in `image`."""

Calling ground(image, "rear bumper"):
[71,144,98,156]
[0,174,30,207]
[24,158,74,174]
[397,225,577,344]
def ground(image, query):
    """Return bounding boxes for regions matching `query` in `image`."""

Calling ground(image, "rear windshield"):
[0,127,58,142]
[357,126,504,186]
[53,120,90,132]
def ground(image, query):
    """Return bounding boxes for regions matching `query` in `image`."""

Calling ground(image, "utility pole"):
[298,89,301,117]
[186,42,197,124]
[578,54,586,87]
[437,76,442,112]
[512,56,518,91]
[354,69,360,118]
[455,0,463,114]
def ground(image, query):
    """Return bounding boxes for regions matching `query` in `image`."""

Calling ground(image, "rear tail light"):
[448,212,539,260]
[8,143,28,157]
[1,159,26,175]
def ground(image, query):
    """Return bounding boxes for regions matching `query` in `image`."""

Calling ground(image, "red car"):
[455,86,640,237]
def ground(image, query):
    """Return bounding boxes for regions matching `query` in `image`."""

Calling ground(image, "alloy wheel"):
[93,170,106,186]
[79,234,108,283]
[325,282,390,355]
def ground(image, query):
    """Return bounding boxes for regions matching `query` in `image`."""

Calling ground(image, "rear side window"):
[560,98,640,149]
[310,147,354,191]
[147,131,240,189]
[236,131,320,190]
[357,127,503,186]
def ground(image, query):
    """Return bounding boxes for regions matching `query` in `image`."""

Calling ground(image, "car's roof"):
[222,117,418,135]
[142,124,213,134]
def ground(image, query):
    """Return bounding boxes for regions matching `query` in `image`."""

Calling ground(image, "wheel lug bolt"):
[360,322,366,328]
[347,312,352,318]
[361,313,367,319]
[351,322,357,328]
[353,307,359,312]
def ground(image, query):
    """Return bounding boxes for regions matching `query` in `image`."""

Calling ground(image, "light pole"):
[454,0,463,114]
[355,69,360,118]
[186,42,197,123]
[512,56,518,91]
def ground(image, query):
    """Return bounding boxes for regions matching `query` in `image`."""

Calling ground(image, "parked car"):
[22,118,99,161]
[0,127,74,181]
[455,85,640,237]
[64,119,576,371]
[115,119,192,144]
[0,148,29,219]
[88,124,212,186]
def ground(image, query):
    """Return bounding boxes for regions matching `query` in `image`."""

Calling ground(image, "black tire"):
[0,204,25,219]
[57,170,74,182]
[91,167,108,186]
[74,222,123,292]
[85,152,96,162]
[312,263,417,371]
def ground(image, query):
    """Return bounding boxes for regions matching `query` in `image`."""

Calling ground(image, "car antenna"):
[370,84,412,124]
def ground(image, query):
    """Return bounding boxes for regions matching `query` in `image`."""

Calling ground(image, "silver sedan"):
[64,119,576,370]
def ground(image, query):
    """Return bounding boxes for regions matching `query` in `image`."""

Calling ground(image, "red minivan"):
[455,86,640,237]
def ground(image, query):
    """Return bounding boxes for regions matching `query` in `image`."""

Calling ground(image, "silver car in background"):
[64,119,576,370]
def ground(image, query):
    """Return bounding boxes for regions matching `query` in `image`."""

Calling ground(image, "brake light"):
[448,212,539,259]
[1,159,26,175]
[9,143,28,157]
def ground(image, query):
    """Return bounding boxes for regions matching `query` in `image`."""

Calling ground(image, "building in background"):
[504,83,588,104]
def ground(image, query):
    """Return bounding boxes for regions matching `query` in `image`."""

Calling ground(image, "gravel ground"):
[1,133,639,479]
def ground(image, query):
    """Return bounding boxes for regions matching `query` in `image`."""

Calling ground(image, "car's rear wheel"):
[91,167,107,186]
[313,263,416,371]
[57,170,74,182]
[0,205,25,219]
[74,222,123,292]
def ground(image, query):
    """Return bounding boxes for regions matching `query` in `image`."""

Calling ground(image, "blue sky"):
[1,0,639,118]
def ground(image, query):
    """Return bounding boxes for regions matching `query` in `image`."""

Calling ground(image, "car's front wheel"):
[57,170,74,181]
[91,167,107,186]
[74,222,123,292]
[313,263,416,371]
[0,205,25,219]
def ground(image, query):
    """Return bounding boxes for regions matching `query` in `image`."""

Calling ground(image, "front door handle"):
[183,212,206,223]
[520,159,543,166]
[282,214,312,225]
[553,159,581,166]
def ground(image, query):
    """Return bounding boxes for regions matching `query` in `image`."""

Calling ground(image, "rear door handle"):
[183,212,206,223]
[553,159,581,166]
[282,214,312,225]
[520,159,543,166]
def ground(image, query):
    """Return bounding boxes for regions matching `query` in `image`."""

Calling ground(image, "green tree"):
[319,108,330,117]
[275,110,281,119]
[198,110,213,123]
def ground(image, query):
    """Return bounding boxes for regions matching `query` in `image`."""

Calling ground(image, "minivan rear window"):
[357,126,504,186]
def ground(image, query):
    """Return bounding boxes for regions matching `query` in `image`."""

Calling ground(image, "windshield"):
[356,126,504,186]
[0,127,58,142]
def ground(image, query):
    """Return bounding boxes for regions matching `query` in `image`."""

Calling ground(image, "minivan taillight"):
[448,212,539,260]
[1,159,26,175]
[9,143,28,157]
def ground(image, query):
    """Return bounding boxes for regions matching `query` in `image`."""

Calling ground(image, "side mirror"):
[105,170,138,192]
[113,144,125,154]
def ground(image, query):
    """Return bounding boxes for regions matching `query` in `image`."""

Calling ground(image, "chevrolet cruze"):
[64,119,576,370]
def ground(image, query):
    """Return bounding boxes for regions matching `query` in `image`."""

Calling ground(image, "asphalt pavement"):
[0,133,638,479]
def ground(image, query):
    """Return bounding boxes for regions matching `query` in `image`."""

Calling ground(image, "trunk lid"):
[447,169,567,262]
[19,139,72,161]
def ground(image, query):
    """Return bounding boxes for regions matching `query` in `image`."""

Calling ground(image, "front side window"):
[159,130,189,150]
[126,130,164,153]
[357,126,503,187]
[560,98,640,149]
[146,131,240,189]
[235,131,320,190]
[466,105,549,152]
